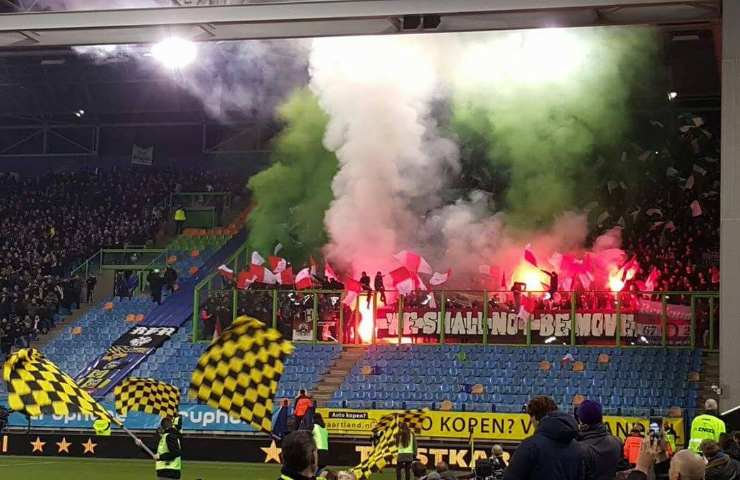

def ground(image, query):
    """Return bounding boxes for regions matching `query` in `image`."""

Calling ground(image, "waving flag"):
[277,267,294,286]
[217,264,234,281]
[251,251,265,266]
[429,269,451,286]
[524,245,538,267]
[249,264,278,285]
[295,268,313,290]
[644,266,661,292]
[690,200,703,217]
[236,271,256,290]
[114,378,180,418]
[189,316,293,434]
[394,250,432,275]
[268,256,287,274]
[342,278,362,307]
[324,262,339,282]
[388,267,415,295]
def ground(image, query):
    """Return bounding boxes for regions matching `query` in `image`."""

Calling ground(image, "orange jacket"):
[295,396,313,417]
[624,435,643,465]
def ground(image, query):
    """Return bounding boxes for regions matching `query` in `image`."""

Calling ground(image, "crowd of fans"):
[271,394,733,480]
[0,167,245,358]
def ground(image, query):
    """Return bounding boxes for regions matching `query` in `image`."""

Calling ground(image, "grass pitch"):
[0,457,399,479]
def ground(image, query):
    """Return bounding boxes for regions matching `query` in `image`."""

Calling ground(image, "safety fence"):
[192,285,719,351]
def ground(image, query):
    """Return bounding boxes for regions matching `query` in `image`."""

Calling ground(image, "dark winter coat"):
[503,411,590,480]
[578,423,624,480]
[706,452,740,480]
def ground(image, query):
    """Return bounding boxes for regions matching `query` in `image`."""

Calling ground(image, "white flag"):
[251,251,265,266]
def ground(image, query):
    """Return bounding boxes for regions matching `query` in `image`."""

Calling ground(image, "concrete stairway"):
[312,346,366,407]
[698,351,719,409]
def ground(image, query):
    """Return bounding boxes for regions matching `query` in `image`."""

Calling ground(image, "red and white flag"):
[342,278,362,307]
[644,266,661,292]
[249,264,278,285]
[478,265,500,278]
[518,295,536,322]
[277,266,294,286]
[236,271,256,290]
[268,256,288,274]
[251,251,265,266]
[324,262,338,282]
[524,245,538,268]
[295,268,313,290]
[394,250,433,275]
[429,269,451,286]
[388,267,415,295]
[217,264,234,281]
[690,200,703,217]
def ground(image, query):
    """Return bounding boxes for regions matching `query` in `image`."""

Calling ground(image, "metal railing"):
[192,287,719,351]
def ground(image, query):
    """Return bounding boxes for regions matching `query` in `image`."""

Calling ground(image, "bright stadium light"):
[151,37,197,69]
[544,336,557,344]
[667,91,678,101]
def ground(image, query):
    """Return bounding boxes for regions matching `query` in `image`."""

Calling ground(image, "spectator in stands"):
[85,274,97,303]
[504,396,589,480]
[433,462,458,480]
[374,272,386,304]
[164,266,178,295]
[174,207,187,234]
[312,412,329,470]
[576,400,624,480]
[396,423,417,480]
[720,433,740,461]
[628,440,704,480]
[702,439,740,480]
[688,398,726,453]
[624,426,645,466]
[147,269,164,305]
[294,389,313,427]
[411,461,428,479]
[278,430,318,480]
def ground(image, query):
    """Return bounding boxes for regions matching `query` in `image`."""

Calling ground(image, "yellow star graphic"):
[56,437,72,454]
[81,438,97,455]
[30,437,46,453]
[260,440,281,464]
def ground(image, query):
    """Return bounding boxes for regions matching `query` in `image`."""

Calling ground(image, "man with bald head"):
[628,440,705,480]
[689,398,727,453]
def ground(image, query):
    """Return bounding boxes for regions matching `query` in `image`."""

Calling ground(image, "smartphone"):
[649,416,664,441]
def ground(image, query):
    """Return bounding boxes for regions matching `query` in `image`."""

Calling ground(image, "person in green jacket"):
[689,399,726,454]
[312,412,329,471]
[136,416,182,479]
[173,207,186,234]
[93,418,111,436]
[396,423,416,480]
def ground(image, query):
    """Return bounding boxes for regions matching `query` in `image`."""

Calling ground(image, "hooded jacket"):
[504,411,589,480]
[578,423,625,480]
[706,452,740,480]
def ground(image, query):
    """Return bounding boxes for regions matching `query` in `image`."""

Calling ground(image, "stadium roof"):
[0,0,722,48]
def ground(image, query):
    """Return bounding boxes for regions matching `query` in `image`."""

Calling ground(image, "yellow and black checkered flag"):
[1,348,118,424]
[374,408,429,434]
[114,378,180,418]
[189,315,293,434]
[353,414,402,479]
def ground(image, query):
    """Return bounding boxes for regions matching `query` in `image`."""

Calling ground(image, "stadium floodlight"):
[544,336,557,344]
[667,91,678,101]
[74,109,85,118]
[151,37,197,69]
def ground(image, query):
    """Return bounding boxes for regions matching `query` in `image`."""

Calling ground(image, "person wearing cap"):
[689,398,726,453]
[576,400,624,480]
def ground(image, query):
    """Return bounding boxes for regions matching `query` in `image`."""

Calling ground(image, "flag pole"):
[113,417,156,458]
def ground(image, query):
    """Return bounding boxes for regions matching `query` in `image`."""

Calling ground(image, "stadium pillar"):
[720,0,740,411]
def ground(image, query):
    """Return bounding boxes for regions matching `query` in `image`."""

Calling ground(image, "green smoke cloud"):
[247,87,337,263]
[451,27,657,230]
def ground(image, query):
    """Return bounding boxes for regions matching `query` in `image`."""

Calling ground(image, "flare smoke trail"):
[310,35,458,275]
[308,28,656,284]
[247,87,337,263]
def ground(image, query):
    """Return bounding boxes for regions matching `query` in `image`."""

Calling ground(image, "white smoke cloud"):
[309,35,458,275]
